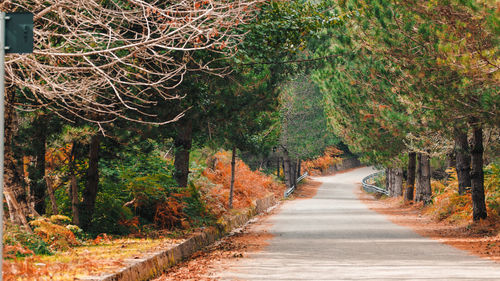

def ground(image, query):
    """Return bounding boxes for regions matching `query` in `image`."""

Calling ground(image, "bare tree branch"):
[2,0,263,124]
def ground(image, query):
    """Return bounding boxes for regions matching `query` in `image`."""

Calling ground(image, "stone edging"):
[77,194,278,281]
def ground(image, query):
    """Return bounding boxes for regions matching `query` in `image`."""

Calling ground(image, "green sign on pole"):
[5,12,33,54]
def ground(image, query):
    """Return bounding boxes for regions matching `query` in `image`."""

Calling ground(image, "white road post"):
[0,11,7,281]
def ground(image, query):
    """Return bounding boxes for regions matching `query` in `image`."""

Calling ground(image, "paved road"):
[217,167,500,280]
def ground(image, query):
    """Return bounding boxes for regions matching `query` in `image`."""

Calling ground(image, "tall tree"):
[415,153,432,204]
[3,87,31,229]
[470,123,487,220]
[165,0,344,189]
[174,118,193,188]
[279,75,340,188]
[454,126,471,195]
[314,0,498,218]
[23,113,48,215]
[79,135,101,230]
[0,0,262,226]
[405,152,417,201]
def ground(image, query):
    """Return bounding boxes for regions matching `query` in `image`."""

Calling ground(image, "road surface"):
[217,167,500,280]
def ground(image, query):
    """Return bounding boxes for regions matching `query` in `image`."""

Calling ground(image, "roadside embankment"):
[76,194,278,281]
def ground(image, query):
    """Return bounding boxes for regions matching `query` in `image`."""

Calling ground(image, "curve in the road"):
[217,167,500,281]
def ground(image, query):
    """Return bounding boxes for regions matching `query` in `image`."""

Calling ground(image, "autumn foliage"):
[29,216,80,251]
[3,149,285,279]
[154,193,191,230]
[302,147,343,176]
[426,164,500,224]
[202,151,285,212]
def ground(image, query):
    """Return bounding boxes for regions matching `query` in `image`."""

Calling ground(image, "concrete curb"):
[77,195,278,281]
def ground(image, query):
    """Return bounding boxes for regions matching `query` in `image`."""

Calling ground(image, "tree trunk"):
[415,155,422,201]
[79,135,100,230]
[454,127,471,195]
[444,149,456,182]
[282,158,285,178]
[470,125,487,221]
[276,157,280,177]
[174,119,193,187]
[45,177,58,215]
[390,168,396,196]
[3,191,31,232]
[415,153,432,204]
[405,152,416,202]
[394,168,403,197]
[69,142,80,225]
[29,114,47,215]
[289,159,295,188]
[4,87,31,229]
[391,168,396,195]
[229,146,236,209]
[70,174,79,225]
[297,159,302,176]
[385,168,391,195]
[446,150,456,171]
[385,168,391,194]
[282,150,292,189]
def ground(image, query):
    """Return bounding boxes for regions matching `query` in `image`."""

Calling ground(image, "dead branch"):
[2,0,264,124]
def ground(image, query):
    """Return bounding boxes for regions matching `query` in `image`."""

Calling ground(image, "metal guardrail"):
[284,172,308,198]
[362,171,389,195]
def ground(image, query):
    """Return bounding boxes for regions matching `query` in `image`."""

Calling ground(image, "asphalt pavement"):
[217,166,500,280]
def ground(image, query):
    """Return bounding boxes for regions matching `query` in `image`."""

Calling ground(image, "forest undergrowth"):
[425,163,500,227]
[2,149,286,281]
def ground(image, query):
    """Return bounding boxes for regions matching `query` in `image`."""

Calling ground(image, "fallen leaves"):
[3,237,184,280]
[290,178,322,199]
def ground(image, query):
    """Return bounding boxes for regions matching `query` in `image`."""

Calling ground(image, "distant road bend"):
[217,167,500,280]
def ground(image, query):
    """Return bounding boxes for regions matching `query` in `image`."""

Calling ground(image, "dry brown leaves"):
[357,186,500,263]
[3,254,125,281]
[290,178,322,199]
[2,237,183,280]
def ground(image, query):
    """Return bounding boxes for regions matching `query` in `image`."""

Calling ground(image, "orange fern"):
[303,147,342,175]
[202,151,285,211]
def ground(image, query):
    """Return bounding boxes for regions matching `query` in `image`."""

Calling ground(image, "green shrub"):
[373,173,386,190]
[89,192,134,235]
[95,144,212,234]
[3,223,51,256]
[183,183,216,227]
